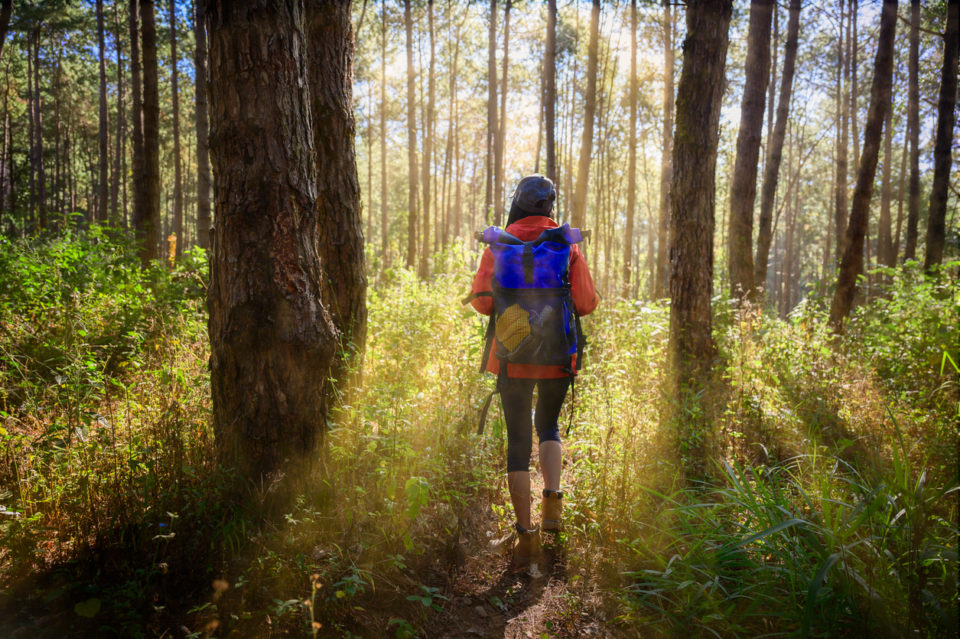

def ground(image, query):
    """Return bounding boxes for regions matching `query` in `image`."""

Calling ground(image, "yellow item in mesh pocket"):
[496,304,531,352]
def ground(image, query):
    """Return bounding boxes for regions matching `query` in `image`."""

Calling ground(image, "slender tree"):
[878,71,895,268]
[754,0,801,292]
[727,0,773,298]
[495,0,511,226]
[379,0,388,266]
[570,0,599,230]
[404,0,418,269]
[419,0,434,276]
[305,0,367,375]
[204,0,339,481]
[96,0,109,222]
[111,0,124,224]
[485,0,497,223]
[835,0,848,261]
[622,0,638,297]
[0,0,12,62]
[655,0,673,298]
[544,0,556,183]
[923,0,959,270]
[830,0,897,331]
[667,0,732,478]
[194,0,210,249]
[138,0,161,264]
[903,0,920,260]
[169,0,183,255]
[33,29,46,229]
[129,0,144,235]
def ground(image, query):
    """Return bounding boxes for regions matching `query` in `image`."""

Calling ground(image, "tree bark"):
[379,0,388,267]
[0,0,12,63]
[754,0,801,293]
[139,0,161,264]
[204,0,338,482]
[878,59,895,269]
[829,0,897,331]
[667,0,732,478]
[194,0,211,249]
[850,0,860,172]
[903,0,920,261]
[169,0,183,256]
[622,0,638,298]
[923,0,959,270]
[570,0,599,230]
[485,0,497,224]
[727,0,773,298]
[544,0,556,183]
[835,0,849,262]
[97,0,110,223]
[129,0,145,237]
[419,0,435,276]
[495,0,511,227]
[33,30,47,229]
[305,0,368,377]
[404,0,418,269]
[111,0,124,225]
[655,0,673,298]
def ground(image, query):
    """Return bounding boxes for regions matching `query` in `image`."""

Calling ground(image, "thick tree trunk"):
[0,0,12,63]
[194,0,211,249]
[923,0,959,270]
[754,0,801,293]
[495,0,510,227]
[544,0,556,183]
[204,0,338,482]
[169,0,183,256]
[379,0,388,267]
[305,0,368,378]
[570,0,599,230]
[419,0,435,276]
[485,0,497,224]
[727,0,773,298]
[829,0,897,331]
[622,0,638,297]
[129,0,145,236]
[139,0,161,264]
[667,0,732,478]
[97,0,110,223]
[903,0,920,261]
[404,0,418,269]
[655,0,673,299]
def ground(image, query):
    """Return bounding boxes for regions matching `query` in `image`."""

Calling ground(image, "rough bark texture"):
[622,0,638,297]
[129,0,145,237]
[754,0,800,293]
[139,0,161,264]
[194,0,211,249]
[923,0,959,270]
[727,0,773,298]
[404,0,418,269]
[204,0,338,481]
[169,0,183,255]
[655,0,673,299]
[305,0,368,377]
[667,0,731,476]
[96,0,109,223]
[570,0,599,230]
[544,0,556,183]
[903,0,920,261]
[829,0,897,331]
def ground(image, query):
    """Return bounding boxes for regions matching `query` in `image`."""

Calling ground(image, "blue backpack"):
[465,223,586,383]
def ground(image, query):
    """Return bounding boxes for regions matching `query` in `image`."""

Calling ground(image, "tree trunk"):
[404,0,418,269]
[169,0,183,256]
[129,0,145,236]
[443,12,462,247]
[27,38,36,224]
[485,0,497,224]
[878,58,895,268]
[204,0,338,483]
[829,0,897,331]
[111,0,124,224]
[139,0,161,264]
[194,0,211,249]
[668,0,732,479]
[754,0,801,293]
[903,0,920,261]
[0,0,12,63]
[544,0,557,183]
[835,0,849,262]
[655,0,673,298]
[850,0,860,172]
[923,0,959,270]
[622,0,638,297]
[97,0,110,223]
[33,30,47,229]
[495,0,511,227]
[570,0,599,230]
[305,0,368,378]
[728,0,773,298]
[379,0,388,267]
[419,0,435,276]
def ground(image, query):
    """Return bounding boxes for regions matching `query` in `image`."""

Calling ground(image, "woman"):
[469,175,599,564]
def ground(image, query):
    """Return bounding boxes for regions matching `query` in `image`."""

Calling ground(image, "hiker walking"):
[466,175,599,565]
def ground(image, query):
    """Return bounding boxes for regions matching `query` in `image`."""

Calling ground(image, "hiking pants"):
[500,377,570,473]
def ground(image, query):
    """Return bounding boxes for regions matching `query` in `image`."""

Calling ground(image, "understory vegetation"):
[0,231,956,638]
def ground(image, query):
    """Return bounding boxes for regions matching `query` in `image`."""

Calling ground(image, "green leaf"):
[74,598,101,618]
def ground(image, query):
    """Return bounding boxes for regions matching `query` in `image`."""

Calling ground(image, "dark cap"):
[511,175,556,214]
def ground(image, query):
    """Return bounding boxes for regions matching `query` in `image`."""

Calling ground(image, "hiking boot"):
[512,523,541,565]
[541,490,563,532]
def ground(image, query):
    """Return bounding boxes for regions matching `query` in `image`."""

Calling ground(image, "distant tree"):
[830,0,897,331]
[727,0,773,298]
[544,0,556,183]
[923,0,959,270]
[667,0,732,478]
[903,0,920,261]
[129,0,144,237]
[570,0,599,230]
[169,0,183,256]
[420,0,435,275]
[834,0,849,262]
[111,0,124,225]
[404,0,418,269]
[655,0,673,299]
[193,0,210,249]
[878,60,895,268]
[138,0,161,264]
[622,0,638,297]
[485,0,496,224]
[96,0,109,222]
[204,0,339,481]
[379,0,388,266]
[494,0,510,227]
[305,0,368,376]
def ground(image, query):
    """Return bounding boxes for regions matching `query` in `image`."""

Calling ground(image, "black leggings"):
[500,377,570,472]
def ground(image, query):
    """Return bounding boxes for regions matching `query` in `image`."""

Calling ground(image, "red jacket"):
[470,215,599,378]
